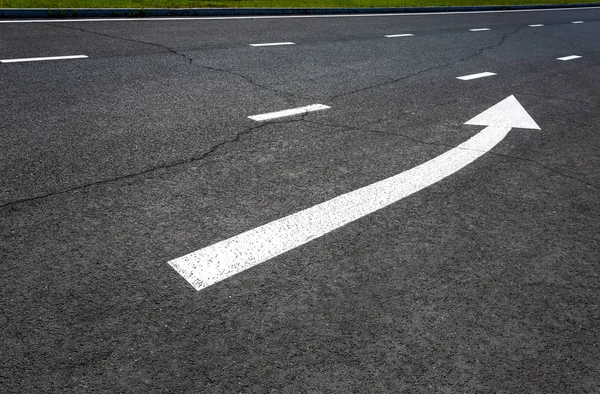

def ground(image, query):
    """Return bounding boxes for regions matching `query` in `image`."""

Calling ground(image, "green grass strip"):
[1,0,599,9]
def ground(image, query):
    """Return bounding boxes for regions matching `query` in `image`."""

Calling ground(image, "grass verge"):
[1,0,599,9]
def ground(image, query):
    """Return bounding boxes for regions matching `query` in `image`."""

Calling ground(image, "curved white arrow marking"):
[169,96,540,291]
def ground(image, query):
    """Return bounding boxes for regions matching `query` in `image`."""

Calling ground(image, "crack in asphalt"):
[486,151,600,192]
[49,23,524,106]
[301,118,600,192]
[0,117,303,210]
[5,25,596,210]
[47,23,307,105]
[4,106,597,210]
[328,26,523,102]
[513,90,592,105]
[303,117,452,150]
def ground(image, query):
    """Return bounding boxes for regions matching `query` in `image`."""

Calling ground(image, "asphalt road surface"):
[1,7,600,393]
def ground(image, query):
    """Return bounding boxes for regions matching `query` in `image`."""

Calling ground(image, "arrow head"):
[465,95,540,130]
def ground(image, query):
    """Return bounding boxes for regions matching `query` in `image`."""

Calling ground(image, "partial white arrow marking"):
[169,96,540,291]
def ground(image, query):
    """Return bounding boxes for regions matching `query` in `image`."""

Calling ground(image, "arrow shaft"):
[169,124,510,290]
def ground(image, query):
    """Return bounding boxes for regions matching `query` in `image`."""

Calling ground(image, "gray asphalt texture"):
[1,8,600,393]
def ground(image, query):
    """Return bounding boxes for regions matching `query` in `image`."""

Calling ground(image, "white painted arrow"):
[169,95,540,291]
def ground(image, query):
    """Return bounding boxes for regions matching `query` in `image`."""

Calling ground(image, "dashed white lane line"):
[248,104,330,121]
[469,28,491,31]
[385,33,414,38]
[249,42,295,47]
[557,55,582,61]
[168,96,540,291]
[572,21,584,23]
[456,72,497,80]
[0,55,88,64]
[529,24,544,27]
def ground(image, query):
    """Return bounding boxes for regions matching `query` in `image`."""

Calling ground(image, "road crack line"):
[0,118,302,210]
[513,91,592,105]
[301,118,600,192]
[47,23,309,105]
[486,151,600,191]
[329,26,523,102]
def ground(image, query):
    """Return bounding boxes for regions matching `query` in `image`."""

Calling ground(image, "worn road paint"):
[572,21,585,23]
[168,96,540,291]
[457,72,497,80]
[469,28,491,31]
[248,104,330,121]
[385,34,414,37]
[557,55,582,61]
[0,55,88,63]
[249,42,295,47]
[529,24,544,27]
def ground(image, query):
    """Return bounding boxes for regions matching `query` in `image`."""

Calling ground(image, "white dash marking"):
[249,42,295,47]
[469,28,491,31]
[248,104,329,121]
[572,21,584,23]
[168,96,540,291]
[0,55,88,64]
[529,24,544,27]
[456,71,497,80]
[385,33,414,38]
[557,55,582,61]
